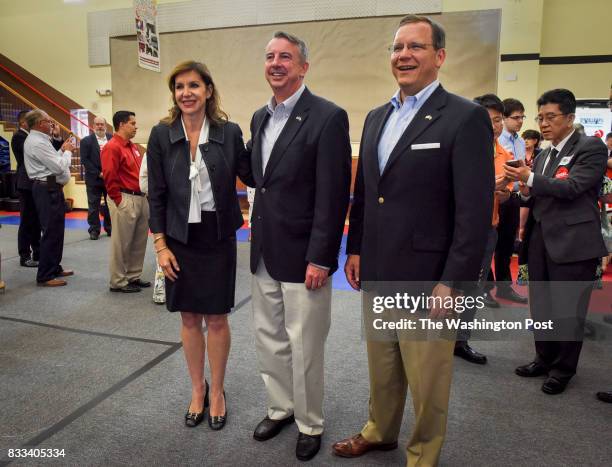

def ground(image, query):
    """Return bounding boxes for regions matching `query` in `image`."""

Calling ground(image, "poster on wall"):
[70,109,90,143]
[575,106,611,142]
[134,0,160,72]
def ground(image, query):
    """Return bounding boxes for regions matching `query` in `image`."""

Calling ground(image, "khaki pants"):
[252,259,331,435]
[361,338,455,467]
[108,194,149,288]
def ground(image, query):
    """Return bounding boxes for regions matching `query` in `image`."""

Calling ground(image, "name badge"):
[559,155,573,166]
[411,143,440,150]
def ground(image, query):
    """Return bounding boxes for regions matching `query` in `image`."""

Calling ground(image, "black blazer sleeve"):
[146,125,168,234]
[346,110,372,256]
[531,137,607,200]
[79,136,96,178]
[11,131,26,167]
[306,107,352,267]
[440,104,494,283]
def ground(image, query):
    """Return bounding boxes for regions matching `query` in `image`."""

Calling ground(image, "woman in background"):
[516,129,542,284]
[146,61,248,430]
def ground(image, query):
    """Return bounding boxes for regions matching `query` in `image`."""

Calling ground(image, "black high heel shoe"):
[185,380,209,427]
[208,391,227,431]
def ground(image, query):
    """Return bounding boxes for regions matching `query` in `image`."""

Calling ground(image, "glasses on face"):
[534,113,568,124]
[507,115,526,121]
[388,42,433,54]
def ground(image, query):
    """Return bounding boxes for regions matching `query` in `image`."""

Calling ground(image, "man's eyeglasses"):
[534,113,568,124]
[507,115,526,121]
[388,42,433,54]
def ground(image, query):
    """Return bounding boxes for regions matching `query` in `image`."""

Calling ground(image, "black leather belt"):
[120,188,145,197]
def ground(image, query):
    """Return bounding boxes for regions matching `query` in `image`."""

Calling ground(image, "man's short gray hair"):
[25,109,46,129]
[272,31,308,62]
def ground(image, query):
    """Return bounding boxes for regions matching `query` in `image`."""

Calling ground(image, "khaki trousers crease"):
[361,336,455,467]
[252,259,331,435]
[108,194,149,288]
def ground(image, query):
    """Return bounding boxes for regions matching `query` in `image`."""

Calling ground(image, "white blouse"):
[182,117,215,223]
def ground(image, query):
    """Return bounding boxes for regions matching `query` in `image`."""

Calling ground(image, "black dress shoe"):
[208,391,227,430]
[185,381,209,427]
[454,342,487,364]
[596,391,612,403]
[109,283,141,293]
[20,258,38,267]
[542,377,568,395]
[515,361,548,377]
[130,279,151,288]
[89,232,100,240]
[253,415,295,441]
[496,288,528,304]
[482,292,500,308]
[296,433,321,461]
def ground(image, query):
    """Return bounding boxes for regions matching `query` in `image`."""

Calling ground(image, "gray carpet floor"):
[0,222,611,466]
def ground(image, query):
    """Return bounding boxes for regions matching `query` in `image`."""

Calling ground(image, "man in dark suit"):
[244,31,351,461]
[80,116,112,240]
[504,88,608,395]
[332,15,493,465]
[11,109,40,267]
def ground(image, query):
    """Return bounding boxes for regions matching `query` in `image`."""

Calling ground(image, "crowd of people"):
[2,14,612,466]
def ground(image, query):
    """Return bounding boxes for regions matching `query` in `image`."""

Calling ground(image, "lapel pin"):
[425,115,432,120]
[296,116,302,121]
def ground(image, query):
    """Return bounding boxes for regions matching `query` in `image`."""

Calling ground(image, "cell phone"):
[506,160,522,168]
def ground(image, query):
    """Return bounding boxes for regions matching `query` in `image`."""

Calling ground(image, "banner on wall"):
[134,0,160,72]
[575,107,612,142]
[70,109,90,142]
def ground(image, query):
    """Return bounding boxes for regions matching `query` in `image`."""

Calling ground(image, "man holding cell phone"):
[23,110,75,287]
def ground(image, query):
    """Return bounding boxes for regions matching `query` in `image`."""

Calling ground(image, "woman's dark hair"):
[522,129,542,146]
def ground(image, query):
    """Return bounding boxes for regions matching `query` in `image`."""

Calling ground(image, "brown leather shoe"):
[332,433,398,458]
[38,279,67,287]
[57,270,74,277]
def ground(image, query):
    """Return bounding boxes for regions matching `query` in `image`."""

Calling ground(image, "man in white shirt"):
[24,110,75,286]
[80,116,112,240]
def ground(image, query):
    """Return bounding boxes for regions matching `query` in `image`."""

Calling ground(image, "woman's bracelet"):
[153,235,165,244]
[155,246,168,254]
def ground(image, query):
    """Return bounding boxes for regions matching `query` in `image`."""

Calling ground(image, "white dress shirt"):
[183,117,215,223]
[23,129,72,185]
[261,84,306,173]
[96,134,109,151]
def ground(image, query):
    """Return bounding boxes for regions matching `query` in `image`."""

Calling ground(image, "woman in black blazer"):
[147,61,247,430]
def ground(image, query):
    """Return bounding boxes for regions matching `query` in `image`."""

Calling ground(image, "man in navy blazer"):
[243,31,351,461]
[80,117,112,240]
[333,15,493,465]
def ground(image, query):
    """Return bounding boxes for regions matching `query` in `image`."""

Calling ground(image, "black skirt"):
[165,212,237,314]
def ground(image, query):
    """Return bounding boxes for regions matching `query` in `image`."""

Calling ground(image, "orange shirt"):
[492,140,514,227]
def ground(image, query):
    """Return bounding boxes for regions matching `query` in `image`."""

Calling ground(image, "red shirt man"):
[101,111,150,293]
[102,130,143,204]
